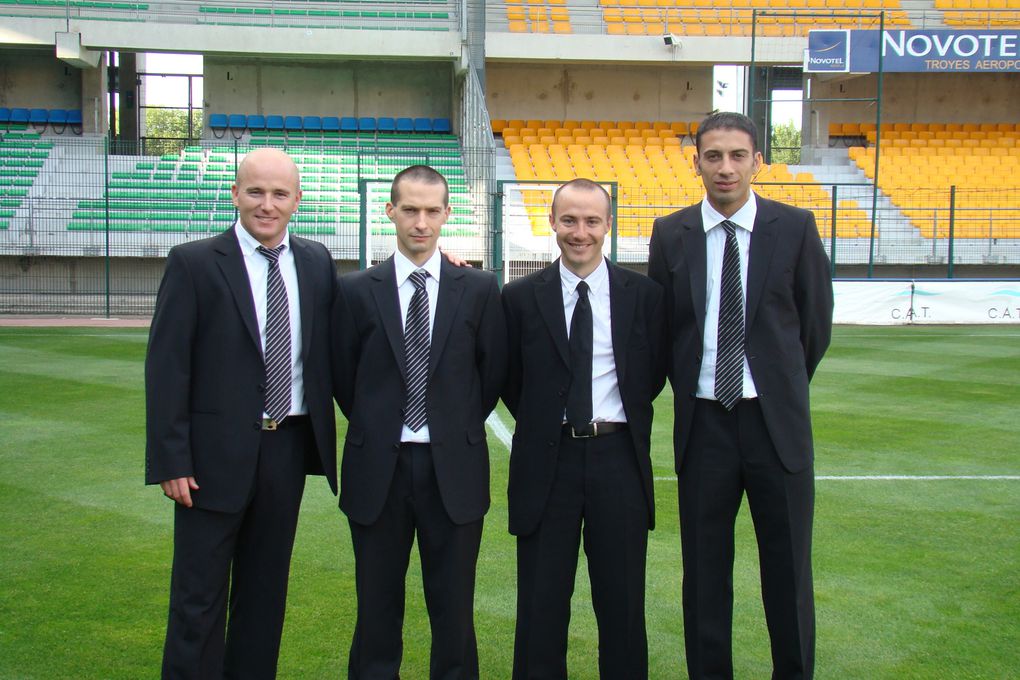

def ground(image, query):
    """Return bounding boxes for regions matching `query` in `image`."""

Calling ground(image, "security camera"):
[663,34,681,48]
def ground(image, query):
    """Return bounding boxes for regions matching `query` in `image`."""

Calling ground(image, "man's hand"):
[440,247,472,268]
[160,476,199,507]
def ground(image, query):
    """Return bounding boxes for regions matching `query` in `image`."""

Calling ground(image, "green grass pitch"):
[0,325,1017,678]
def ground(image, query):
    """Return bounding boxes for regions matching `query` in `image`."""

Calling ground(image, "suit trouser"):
[162,420,311,680]
[679,398,815,680]
[347,442,483,680]
[513,429,649,680]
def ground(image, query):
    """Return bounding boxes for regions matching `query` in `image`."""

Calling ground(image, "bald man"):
[146,148,338,679]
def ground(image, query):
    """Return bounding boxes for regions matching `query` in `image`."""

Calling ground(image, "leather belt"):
[562,422,628,438]
[261,415,310,431]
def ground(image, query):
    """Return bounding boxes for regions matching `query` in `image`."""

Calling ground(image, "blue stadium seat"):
[227,114,246,130]
[284,115,303,132]
[396,117,414,133]
[48,108,68,134]
[377,117,396,133]
[29,108,48,128]
[413,117,432,133]
[209,113,229,138]
[322,116,340,132]
[10,108,30,125]
[0,107,9,125]
[66,109,82,134]
[266,115,284,131]
[247,114,266,130]
[358,117,377,133]
[432,117,452,134]
[340,116,358,133]
[303,115,322,132]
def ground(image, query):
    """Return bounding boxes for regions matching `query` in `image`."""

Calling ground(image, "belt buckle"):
[261,418,279,431]
[571,422,597,438]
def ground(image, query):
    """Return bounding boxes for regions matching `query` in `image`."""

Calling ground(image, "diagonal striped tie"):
[403,269,430,432]
[257,244,292,422]
[715,220,745,411]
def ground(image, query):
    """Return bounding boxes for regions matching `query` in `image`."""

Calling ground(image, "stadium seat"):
[66,109,82,134]
[29,108,48,130]
[266,115,284,131]
[10,108,30,125]
[378,116,396,133]
[48,108,68,134]
[413,117,432,133]
[340,116,358,132]
[396,117,414,133]
[284,115,303,132]
[209,113,229,138]
[247,114,266,130]
[303,115,322,132]
[322,116,340,133]
[358,117,377,133]
[433,117,452,134]
[0,108,9,125]
[227,113,246,130]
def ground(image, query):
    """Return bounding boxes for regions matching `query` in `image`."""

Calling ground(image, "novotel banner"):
[806,29,1020,73]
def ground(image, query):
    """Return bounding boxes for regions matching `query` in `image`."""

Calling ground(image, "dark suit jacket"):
[647,195,833,474]
[501,259,667,536]
[331,256,507,526]
[145,228,338,513]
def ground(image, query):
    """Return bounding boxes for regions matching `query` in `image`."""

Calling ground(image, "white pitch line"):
[654,475,1020,482]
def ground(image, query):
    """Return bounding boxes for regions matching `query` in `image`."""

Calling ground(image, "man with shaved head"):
[146,147,338,679]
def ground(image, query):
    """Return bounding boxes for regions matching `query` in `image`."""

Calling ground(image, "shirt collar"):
[559,256,608,297]
[395,248,442,286]
[234,221,291,256]
[701,191,757,234]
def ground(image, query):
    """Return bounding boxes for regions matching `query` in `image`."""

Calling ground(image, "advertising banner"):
[806,29,1020,73]
[833,280,1020,324]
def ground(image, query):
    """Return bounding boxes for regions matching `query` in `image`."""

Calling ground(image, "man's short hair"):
[390,165,449,206]
[550,178,612,218]
[696,112,759,153]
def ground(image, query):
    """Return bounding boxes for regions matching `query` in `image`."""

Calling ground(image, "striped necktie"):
[403,269,430,432]
[257,244,292,422]
[715,220,744,410]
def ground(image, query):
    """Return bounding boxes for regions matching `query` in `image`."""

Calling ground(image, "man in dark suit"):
[331,165,506,680]
[145,148,337,679]
[647,112,833,680]
[502,179,666,679]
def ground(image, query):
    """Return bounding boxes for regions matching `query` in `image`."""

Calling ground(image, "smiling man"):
[502,179,666,679]
[331,165,506,679]
[146,148,338,679]
[648,113,834,680]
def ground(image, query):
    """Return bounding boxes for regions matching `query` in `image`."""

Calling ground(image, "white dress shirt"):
[560,258,627,424]
[395,248,442,443]
[234,222,306,416]
[696,194,759,400]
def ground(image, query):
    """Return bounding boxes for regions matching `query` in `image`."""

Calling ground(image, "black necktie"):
[403,269,430,432]
[566,280,593,432]
[257,244,292,422]
[715,220,745,410]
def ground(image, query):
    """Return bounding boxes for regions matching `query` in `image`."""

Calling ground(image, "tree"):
[770,121,801,165]
[143,107,203,156]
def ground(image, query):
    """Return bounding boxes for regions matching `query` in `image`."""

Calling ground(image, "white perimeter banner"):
[833,280,1020,324]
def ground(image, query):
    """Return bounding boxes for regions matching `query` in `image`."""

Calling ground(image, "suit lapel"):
[429,258,465,380]
[608,261,635,385]
[746,194,779,331]
[369,256,408,381]
[535,261,569,367]
[290,236,316,361]
[213,229,261,354]
[679,206,708,342]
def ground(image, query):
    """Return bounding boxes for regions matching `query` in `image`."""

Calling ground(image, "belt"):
[562,422,628,438]
[261,415,310,431]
